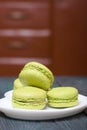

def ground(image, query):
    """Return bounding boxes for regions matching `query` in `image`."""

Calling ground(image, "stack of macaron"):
[12,61,54,110]
[12,61,79,110]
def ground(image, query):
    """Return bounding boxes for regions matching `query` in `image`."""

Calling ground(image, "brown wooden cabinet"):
[0,0,52,76]
[52,0,87,75]
[0,0,87,76]
[0,1,50,29]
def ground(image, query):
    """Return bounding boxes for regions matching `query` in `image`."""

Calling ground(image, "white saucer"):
[0,90,87,120]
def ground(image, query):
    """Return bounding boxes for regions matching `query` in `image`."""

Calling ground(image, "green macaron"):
[12,86,47,110]
[19,62,54,91]
[47,87,78,108]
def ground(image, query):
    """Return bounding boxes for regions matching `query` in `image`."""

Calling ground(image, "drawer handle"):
[8,11,27,20]
[7,41,27,49]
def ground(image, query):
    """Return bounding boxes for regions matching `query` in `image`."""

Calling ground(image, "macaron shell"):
[47,100,78,108]
[13,78,23,89]
[12,100,46,110]
[47,87,78,99]
[23,61,54,84]
[12,86,47,100]
[19,69,51,90]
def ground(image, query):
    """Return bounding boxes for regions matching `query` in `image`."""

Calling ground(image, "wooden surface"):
[0,76,87,130]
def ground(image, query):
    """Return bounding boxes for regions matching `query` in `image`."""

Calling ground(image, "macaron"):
[19,62,54,91]
[13,78,23,89]
[47,87,78,108]
[12,86,47,110]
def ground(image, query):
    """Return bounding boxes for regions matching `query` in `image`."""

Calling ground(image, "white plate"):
[0,90,87,120]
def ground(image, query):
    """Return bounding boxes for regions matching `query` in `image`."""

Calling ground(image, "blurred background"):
[0,0,87,76]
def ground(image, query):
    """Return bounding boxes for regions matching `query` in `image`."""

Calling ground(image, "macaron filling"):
[13,99,46,105]
[47,96,78,103]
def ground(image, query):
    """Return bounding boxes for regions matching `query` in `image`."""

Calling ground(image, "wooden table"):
[0,76,87,130]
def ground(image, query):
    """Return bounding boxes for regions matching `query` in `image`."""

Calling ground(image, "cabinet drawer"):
[0,2,50,29]
[0,37,51,57]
